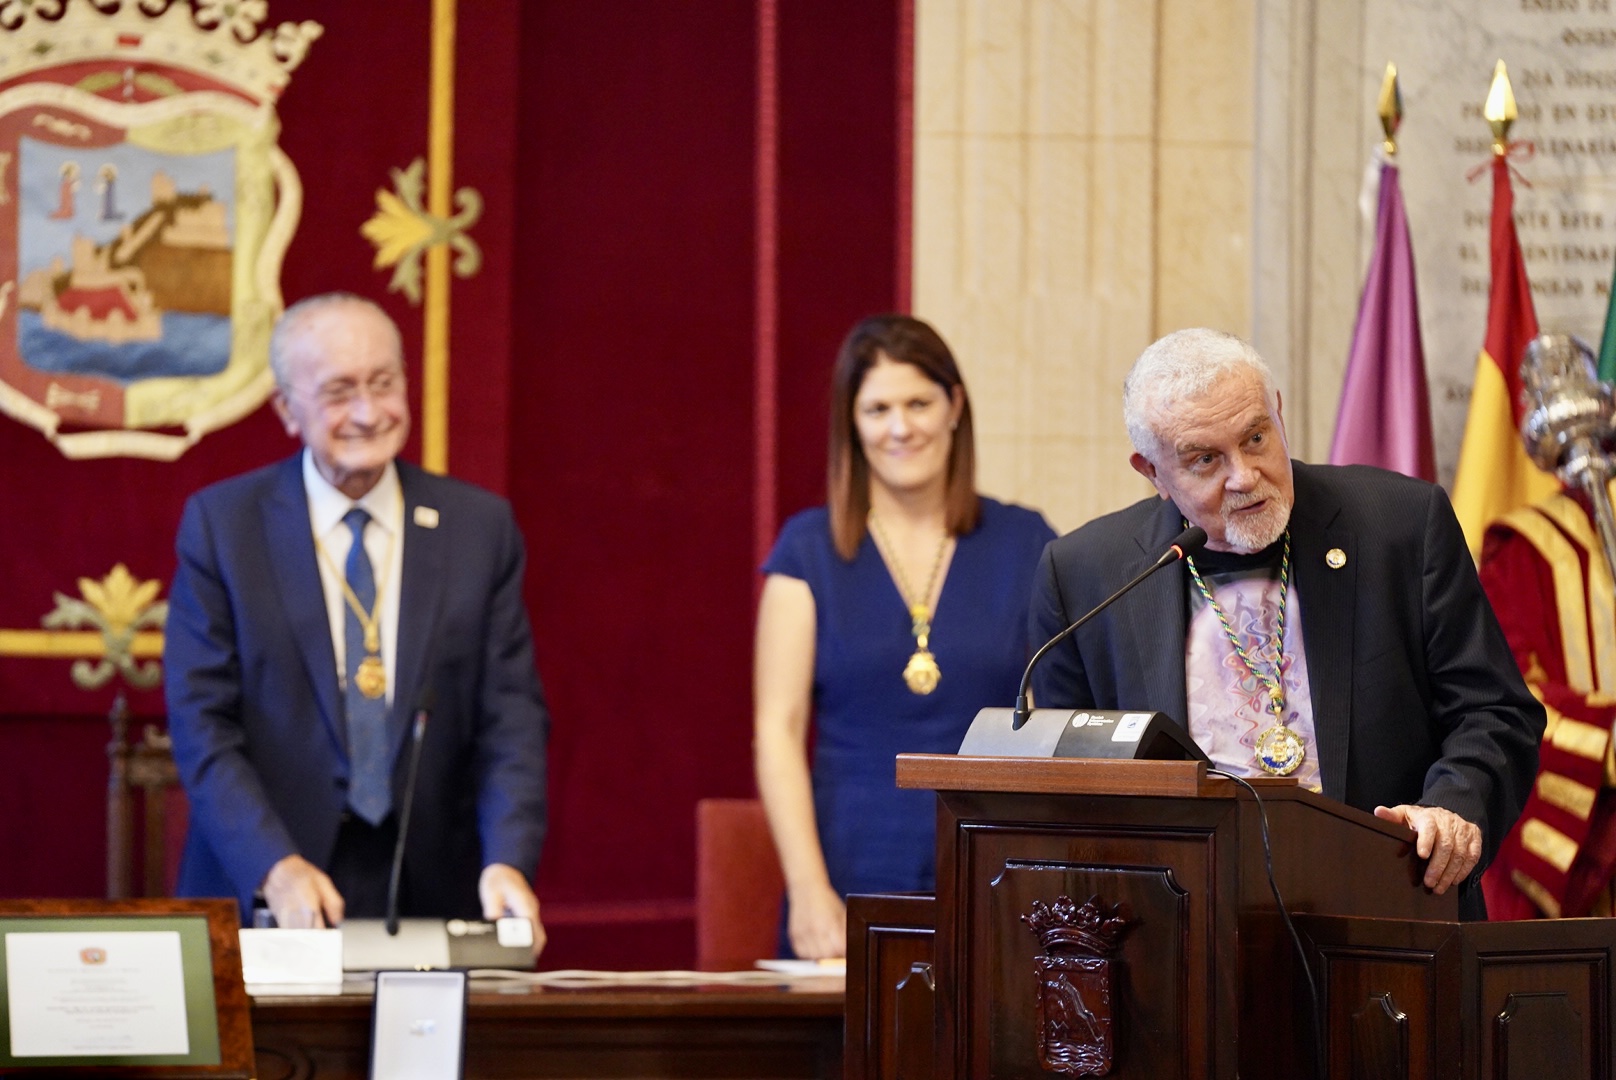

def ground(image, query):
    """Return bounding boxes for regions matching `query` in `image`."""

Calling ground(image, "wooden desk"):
[251,979,845,1079]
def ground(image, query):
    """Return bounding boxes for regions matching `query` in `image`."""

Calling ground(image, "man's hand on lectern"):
[1373,804,1482,895]
[480,862,546,960]
[262,854,345,928]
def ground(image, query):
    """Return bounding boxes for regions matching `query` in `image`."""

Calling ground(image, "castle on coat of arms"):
[19,170,231,345]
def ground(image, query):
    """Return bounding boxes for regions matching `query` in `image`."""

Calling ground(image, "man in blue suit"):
[164,293,548,949]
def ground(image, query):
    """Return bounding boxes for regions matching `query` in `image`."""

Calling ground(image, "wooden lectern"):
[846,754,1616,1079]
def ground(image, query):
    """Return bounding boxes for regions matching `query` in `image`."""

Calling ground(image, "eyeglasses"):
[292,371,406,411]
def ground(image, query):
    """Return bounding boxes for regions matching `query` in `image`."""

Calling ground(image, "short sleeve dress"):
[762,496,1056,899]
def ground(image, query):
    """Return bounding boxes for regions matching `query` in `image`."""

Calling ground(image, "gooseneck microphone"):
[384,687,434,937]
[1012,524,1207,729]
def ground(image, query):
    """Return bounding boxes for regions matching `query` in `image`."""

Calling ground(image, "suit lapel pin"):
[413,506,440,529]
[1325,548,1346,569]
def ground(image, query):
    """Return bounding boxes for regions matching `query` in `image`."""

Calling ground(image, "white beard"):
[1221,491,1291,553]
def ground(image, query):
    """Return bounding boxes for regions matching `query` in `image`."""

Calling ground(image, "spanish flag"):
[1450,156,1558,557]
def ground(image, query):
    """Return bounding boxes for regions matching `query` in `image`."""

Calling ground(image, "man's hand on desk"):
[1373,803,1482,895]
[263,854,345,928]
[480,862,546,959]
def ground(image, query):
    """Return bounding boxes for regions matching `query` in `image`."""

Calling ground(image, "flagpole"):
[1450,60,1559,555]
[1378,61,1400,156]
[1328,62,1437,481]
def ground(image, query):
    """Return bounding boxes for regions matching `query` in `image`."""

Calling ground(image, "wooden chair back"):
[106,692,187,898]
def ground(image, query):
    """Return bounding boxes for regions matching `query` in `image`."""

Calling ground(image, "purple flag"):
[1329,160,1436,482]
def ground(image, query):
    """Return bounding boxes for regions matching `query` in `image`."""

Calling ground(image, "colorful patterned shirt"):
[1184,540,1322,791]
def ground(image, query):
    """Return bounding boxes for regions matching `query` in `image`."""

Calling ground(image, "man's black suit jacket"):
[1029,462,1543,888]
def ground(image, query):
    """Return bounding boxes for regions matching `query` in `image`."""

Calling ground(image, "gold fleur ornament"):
[40,564,168,690]
[361,157,484,305]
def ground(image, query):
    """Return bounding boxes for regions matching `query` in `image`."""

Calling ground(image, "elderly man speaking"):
[165,293,548,948]
[1028,328,1543,918]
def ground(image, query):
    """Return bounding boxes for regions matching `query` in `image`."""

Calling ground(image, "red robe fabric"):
[1479,496,1616,919]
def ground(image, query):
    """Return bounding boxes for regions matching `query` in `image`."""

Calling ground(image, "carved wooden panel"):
[1312,943,1441,1080]
[936,790,1226,1080]
[1477,949,1607,1080]
[1497,992,1587,1080]
[1349,992,1408,1080]
[845,892,936,1080]
[893,962,936,1080]
[1297,913,1616,1080]
[984,862,1190,1078]
[1023,895,1133,1076]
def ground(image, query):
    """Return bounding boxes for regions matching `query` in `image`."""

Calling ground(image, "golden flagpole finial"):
[1484,59,1517,156]
[1377,62,1402,156]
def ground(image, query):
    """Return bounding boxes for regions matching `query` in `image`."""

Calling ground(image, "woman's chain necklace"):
[868,512,950,695]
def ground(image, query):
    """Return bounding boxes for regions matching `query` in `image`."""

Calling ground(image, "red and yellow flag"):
[1451,156,1558,557]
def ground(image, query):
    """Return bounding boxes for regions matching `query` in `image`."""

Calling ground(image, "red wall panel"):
[510,2,762,967]
[0,0,904,972]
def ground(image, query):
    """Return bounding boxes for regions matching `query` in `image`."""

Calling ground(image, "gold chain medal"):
[869,513,951,696]
[1254,691,1304,776]
[903,603,941,695]
[353,615,387,699]
[354,655,388,699]
[1186,530,1303,777]
[314,525,395,703]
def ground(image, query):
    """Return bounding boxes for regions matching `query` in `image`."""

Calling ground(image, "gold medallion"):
[903,648,941,695]
[355,653,387,699]
[1255,724,1304,776]
[868,512,952,697]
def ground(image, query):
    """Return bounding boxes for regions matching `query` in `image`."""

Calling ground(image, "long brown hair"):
[827,314,979,559]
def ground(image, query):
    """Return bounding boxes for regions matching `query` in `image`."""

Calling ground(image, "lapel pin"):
[1325,548,1346,569]
[413,506,440,529]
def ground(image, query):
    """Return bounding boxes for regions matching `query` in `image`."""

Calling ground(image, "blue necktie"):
[343,508,391,825]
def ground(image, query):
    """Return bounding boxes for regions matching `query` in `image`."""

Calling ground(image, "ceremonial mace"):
[1520,334,1616,575]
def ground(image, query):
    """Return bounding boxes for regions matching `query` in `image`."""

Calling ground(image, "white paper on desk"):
[6,930,189,1057]
[239,928,343,991]
[755,958,846,976]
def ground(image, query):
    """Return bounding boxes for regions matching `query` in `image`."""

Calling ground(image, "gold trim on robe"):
[1498,502,1595,693]
[1522,818,1580,873]
[1537,771,1599,820]
[1536,495,1616,695]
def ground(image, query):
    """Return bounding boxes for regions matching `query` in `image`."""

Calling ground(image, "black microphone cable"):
[1207,768,1324,1080]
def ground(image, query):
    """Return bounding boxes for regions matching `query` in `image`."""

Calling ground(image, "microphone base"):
[342,917,535,971]
[958,707,1209,763]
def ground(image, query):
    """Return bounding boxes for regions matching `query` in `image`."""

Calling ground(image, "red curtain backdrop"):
[0,0,902,971]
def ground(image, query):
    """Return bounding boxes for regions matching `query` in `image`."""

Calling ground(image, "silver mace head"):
[1519,333,1616,484]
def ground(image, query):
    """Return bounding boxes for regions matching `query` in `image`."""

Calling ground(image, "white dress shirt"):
[301,450,405,705]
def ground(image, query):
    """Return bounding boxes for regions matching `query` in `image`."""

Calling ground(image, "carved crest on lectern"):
[1022,894,1132,1077]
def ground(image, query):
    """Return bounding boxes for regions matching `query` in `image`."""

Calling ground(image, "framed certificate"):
[0,898,252,1078]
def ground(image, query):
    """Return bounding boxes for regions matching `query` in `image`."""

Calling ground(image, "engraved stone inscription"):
[1366,0,1616,483]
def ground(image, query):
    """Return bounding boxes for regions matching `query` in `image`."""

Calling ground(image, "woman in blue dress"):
[754,314,1056,958]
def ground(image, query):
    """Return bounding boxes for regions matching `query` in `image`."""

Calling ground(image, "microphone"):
[385,686,434,937]
[1012,524,1207,729]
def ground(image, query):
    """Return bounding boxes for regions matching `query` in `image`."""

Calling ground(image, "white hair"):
[269,292,401,390]
[1122,328,1277,460]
